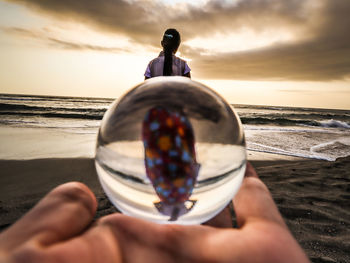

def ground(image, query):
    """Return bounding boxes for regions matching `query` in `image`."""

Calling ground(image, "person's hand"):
[0,163,310,263]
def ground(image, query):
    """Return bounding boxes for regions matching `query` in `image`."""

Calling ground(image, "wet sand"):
[0,156,349,262]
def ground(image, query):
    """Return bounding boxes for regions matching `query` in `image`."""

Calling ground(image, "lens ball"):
[95,77,246,224]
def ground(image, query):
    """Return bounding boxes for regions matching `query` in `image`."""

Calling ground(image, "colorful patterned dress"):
[142,106,200,221]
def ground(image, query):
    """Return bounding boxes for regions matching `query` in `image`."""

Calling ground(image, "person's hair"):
[162,29,181,76]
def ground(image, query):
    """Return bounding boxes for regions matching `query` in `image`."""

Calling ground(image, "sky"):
[0,0,349,109]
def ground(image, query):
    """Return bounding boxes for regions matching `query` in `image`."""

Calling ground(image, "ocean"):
[0,93,349,161]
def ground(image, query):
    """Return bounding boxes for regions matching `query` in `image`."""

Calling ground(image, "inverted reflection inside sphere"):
[95,77,246,225]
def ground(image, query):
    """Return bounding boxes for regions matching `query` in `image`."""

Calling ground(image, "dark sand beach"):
[0,156,349,263]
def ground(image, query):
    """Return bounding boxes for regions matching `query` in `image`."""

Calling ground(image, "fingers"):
[97,214,217,263]
[0,182,97,249]
[233,163,286,228]
[38,223,122,263]
[42,214,213,263]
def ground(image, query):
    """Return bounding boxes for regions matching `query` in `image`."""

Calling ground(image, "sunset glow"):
[0,0,349,109]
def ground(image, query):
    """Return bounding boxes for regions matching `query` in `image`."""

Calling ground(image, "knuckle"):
[52,182,96,215]
[245,177,269,193]
[11,242,46,263]
[98,213,128,228]
[158,225,209,262]
[159,224,181,244]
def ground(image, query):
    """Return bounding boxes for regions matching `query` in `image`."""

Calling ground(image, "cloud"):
[2,26,131,53]
[5,0,311,45]
[188,36,350,81]
[185,0,350,81]
[4,0,350,81]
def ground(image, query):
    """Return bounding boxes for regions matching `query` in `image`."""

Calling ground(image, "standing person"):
[145,28,191,79]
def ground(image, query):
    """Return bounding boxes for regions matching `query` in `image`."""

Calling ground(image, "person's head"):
[161,29,181,76]
[161,28,181,55]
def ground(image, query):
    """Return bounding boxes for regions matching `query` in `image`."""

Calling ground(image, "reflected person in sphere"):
[0,163,310,263]
[145,28,191,79]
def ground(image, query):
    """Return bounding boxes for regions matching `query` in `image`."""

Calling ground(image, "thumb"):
[233,162,286,228]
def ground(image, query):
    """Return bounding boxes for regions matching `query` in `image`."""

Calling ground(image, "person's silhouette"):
[145,28,191,79]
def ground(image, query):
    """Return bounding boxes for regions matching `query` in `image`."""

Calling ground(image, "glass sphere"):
[95,77,246,225]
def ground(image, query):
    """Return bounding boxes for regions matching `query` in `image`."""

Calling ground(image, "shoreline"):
[1,126,349,162]
[0,156,349,262]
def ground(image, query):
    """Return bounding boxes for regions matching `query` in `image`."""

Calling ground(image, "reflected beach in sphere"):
[95,77,246,224]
